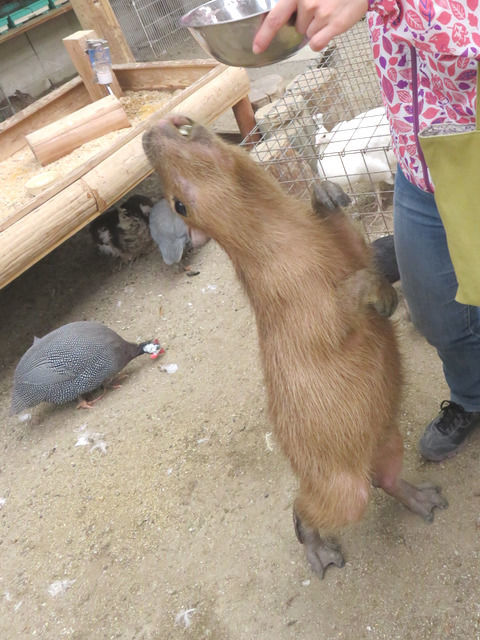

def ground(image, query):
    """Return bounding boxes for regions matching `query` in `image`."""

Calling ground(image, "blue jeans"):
[393,167,480,412]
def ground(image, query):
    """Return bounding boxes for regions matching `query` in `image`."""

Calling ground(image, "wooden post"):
[69,0,135,63]
[232,96,261,147]
[25,95,131,166]
[63,30,123,100]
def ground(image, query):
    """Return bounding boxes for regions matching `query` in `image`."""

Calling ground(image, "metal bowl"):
[181,0,307,68]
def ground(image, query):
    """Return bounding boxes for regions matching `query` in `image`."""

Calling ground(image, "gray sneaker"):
[419,401,480,461]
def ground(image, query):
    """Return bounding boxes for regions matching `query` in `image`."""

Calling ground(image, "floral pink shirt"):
[367,0,480,191]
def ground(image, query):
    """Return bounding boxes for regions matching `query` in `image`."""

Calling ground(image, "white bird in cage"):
[315,107,396,189]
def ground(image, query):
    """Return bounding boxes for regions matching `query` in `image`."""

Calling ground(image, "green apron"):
[418,64,480,306]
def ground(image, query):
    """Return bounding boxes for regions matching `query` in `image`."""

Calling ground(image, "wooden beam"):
[113,60,219,91]
[69,0,134,63]
[25,95,131,165]
[63,30,123,99]
[0,76,90,162]
[0,66,251,289]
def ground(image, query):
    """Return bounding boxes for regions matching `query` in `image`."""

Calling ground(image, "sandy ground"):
[1,176,480,639]
[2,29,480,640]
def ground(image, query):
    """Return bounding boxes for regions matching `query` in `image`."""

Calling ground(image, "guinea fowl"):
[149,198,210,265]
[89,194,154,262]
[10,321,163,414]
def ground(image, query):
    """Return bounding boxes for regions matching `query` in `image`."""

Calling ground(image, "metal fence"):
[110,0,204,60]
[244,22,394,240]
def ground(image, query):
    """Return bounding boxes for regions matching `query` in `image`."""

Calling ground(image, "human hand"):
[252,0,369,54]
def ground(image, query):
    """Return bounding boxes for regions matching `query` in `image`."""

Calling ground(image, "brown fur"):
[143,117,440,547]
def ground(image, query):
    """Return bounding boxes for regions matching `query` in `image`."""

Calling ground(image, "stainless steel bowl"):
[181,0,307,68]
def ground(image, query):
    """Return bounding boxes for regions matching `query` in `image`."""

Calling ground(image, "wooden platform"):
[0,60,254,290]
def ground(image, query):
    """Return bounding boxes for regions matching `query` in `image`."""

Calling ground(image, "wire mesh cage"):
[243,22,395,241]
[111,0,204,60]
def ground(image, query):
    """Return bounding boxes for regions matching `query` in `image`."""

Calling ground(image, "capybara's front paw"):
[311,180,352,218]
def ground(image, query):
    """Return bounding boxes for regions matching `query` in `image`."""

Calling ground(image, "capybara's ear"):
[311,181,351,218]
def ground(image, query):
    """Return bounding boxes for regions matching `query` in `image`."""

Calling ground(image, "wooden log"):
[0,65,251,289]
[0,181,98,289]
[0,76,90,162]
[113,60,218,91]
[25,94,131,165]
[69,0,135,63]
[63,30,123,100]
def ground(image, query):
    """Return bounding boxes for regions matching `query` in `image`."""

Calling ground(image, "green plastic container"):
[0,16,9,33]
[8,0,50,27]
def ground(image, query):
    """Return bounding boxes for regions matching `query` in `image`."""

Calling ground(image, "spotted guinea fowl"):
[149,198,210,265]
[10,321,163,414]
[89,194,154,262]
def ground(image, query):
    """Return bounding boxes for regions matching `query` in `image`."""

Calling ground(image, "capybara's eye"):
[174,199,187,216]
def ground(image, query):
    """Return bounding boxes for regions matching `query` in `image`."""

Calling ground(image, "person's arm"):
[252,0,369,54]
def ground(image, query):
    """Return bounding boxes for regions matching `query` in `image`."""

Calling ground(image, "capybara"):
[142,115,447,578]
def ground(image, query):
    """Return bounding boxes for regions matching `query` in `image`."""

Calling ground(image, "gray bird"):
[149,199,210,265]
[10,321,163,414]
[149,198,191,265]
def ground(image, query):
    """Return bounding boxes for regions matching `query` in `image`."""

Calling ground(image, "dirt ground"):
[2,36,480,640]
[1,171,480,639]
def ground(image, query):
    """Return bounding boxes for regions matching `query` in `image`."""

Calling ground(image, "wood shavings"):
[0,90,171,224]
[161,364,178,374]
[175,608,196,628]
[265,432,274,451]
[48,579,76,597]
[74,424,107,454]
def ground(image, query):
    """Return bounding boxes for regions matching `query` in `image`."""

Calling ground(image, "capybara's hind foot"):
[293,509,345,579]
[382,479,448,522]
